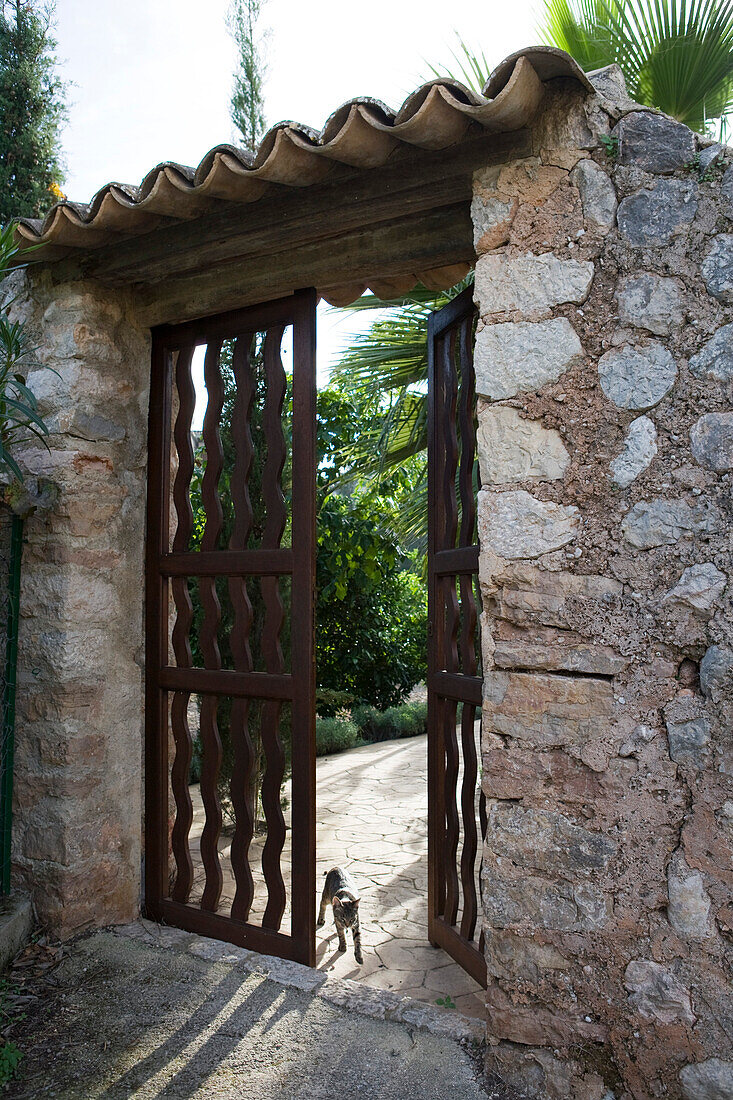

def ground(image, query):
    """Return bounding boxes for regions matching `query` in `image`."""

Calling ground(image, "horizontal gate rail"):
[159,549,293,576]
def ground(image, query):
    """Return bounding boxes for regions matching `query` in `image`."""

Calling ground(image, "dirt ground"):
[2,931,498,1100]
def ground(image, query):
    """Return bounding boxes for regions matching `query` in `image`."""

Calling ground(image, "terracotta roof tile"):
[16,48,591,260]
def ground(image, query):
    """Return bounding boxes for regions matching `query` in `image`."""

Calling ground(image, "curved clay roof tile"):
[14,47,592,257]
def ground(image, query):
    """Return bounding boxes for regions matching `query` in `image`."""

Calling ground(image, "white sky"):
[53,0,538,395]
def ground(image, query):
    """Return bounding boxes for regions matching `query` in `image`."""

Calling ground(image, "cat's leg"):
[317,883,329,928]
[352,913,364,964]
[335,915,347,952]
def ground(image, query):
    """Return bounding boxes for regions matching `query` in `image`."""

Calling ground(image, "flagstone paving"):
[189,734,485,1020]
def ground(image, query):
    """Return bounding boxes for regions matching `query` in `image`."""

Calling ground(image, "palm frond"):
[426,34,491,93]
[538,0,733,131]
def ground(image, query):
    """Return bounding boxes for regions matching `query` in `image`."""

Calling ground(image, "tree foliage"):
[317,490,426,711]
[0,0,66,222]
[0,223,53,480]
[227,0,268,151]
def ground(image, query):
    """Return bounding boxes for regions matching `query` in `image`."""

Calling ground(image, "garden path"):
[189,735,485,1019]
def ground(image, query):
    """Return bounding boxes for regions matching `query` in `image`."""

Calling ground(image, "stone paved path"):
[189,735,485,1019]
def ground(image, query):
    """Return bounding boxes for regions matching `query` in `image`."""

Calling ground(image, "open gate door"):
[145,290,317,966]
[427,287,487,988]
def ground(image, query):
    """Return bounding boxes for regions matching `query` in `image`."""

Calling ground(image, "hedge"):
[351,700,427,743]
[315,716,359,757]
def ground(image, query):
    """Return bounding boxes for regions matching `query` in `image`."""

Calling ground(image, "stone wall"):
[4,270,150,932]
[473,71,733,1099]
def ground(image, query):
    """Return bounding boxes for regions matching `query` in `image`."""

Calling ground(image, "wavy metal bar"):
[170,692,194,903]
[261,326,287,550]
[168,345,197,902]
[440,329,461,927]
[228,334,257,922]
[260,326,288,930]
[199,694,223,912]
[457,316,477,555]
[197,340,225,912]
[459,702,479,940]
[456,313,480,939]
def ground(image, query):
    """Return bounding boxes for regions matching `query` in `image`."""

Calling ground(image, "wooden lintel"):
[135,201,474,326]
[49,128,530,291]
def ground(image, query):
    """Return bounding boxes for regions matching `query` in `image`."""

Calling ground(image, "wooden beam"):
[50,128,530,289]
[134,201,474,325]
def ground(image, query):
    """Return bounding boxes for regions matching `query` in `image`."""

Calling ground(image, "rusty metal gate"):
[145,284,485,985]
[144,290,317,965]
[427,287,487,987]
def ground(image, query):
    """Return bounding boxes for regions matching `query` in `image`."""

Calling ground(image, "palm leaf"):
[538,0,733,133]
[426,34,491,93]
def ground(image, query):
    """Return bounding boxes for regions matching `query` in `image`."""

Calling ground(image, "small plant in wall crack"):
[436,993,457,1010]
[600,134,619,160]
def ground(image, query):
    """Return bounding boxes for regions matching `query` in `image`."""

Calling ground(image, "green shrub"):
[351,704,379,738]
[315,716,358,757]
[354,699,428,743]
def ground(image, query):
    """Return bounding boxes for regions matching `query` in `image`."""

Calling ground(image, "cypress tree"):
[227,0,268,152]
[0,0,67,223]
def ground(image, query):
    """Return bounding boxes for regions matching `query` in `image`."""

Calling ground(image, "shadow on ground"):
[5,931,494,1100]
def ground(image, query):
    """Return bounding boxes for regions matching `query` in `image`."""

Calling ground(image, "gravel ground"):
[4,931,494,1100]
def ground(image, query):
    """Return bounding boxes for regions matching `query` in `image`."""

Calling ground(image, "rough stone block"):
[691,412,733,471]
[54,410,126,442]
[665,697,711,767]
[474,318,583,400]
[621,497,721,549]
[598,343,677,410]
[614,111,696,174]
[470,189,517,253]
[477,406,569,485]
[483,670,614,749]
[492,637,627,676]
[618,179,698,247]
[474,252,594,316]
[485,930,569,987]
[700,645,733,702]
[482,561,623,632]
[662,562,727,614]
[570,158,617,231]
[698,143,724,172]
[610,415,657,487]
[680,1058,733,1100]
[624,959,695,1024]
[615,273,685,336]
[702,235,733,304]
[478,489,581,560]
[482,744,609,804]
[689,323,733,381]
[482,865,610,932]
[667,851,711,939]
[485,803,616,876]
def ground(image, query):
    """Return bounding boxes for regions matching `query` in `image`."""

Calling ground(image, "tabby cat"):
[317,865,363,964]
